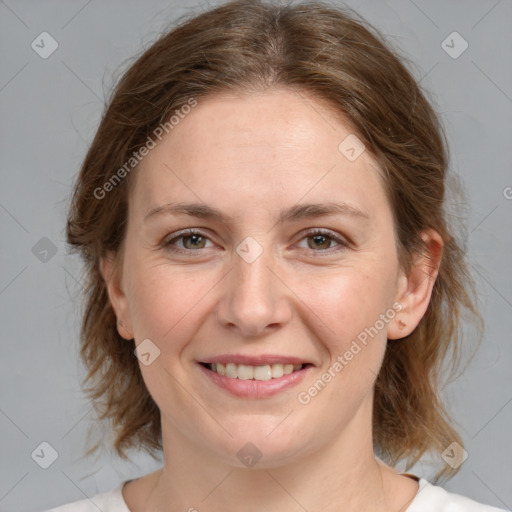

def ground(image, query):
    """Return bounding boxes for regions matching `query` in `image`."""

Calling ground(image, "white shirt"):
[43,476,510,512]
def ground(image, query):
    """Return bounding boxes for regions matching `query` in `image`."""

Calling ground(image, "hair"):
[66,0,482,482]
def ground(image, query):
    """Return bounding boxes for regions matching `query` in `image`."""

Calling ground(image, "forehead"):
[131,88,388,222]
[147,88,364,164]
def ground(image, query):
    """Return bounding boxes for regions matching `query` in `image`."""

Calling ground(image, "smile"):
[197,358,314,398]
[201,362,306,380]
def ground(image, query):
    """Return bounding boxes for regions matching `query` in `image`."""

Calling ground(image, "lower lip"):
[197,363,313,398]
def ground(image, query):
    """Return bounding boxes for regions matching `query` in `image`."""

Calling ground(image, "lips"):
[197,354,314,396]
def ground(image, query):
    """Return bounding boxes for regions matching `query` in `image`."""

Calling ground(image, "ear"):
[100,251,134,340]
[387,228,443,340]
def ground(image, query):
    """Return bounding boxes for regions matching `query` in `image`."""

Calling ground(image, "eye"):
[297,228,349,253]
[163,229,214,253]
[162,228,349,256]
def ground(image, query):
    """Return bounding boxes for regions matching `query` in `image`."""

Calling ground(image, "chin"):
[206,419,315,469]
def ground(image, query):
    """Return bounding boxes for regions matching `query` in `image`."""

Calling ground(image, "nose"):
[216,246,292,337]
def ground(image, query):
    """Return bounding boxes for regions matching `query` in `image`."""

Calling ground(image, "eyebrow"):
[144,201,370,225]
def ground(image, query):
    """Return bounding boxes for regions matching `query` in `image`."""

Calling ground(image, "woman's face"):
[105,88,410,467]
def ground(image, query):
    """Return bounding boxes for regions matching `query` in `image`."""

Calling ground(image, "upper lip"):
[200,354,313,366]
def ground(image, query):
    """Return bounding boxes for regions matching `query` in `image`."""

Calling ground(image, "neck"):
[141,401,412,512]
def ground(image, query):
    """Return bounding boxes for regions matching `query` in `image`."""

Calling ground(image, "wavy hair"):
[66,0,482,481]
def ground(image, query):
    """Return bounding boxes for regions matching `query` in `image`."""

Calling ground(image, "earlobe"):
[100,253,134,340]
[388,229,443,340]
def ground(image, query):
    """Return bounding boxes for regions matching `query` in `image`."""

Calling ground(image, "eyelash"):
[163,228,349,256]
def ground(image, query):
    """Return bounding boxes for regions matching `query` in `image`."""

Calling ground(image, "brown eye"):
[297,229,349,254]
[181,234,207,250]
[164,230,214,253]
[307,233,334,250]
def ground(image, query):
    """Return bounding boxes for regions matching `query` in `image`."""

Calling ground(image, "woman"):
[46,1,508,511]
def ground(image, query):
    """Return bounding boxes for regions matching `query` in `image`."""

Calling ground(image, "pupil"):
[185,235,204,249]
[311,234,330,249]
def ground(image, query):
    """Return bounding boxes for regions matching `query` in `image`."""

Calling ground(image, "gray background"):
[1,0,511,511]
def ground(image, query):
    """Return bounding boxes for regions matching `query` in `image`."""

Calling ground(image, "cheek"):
[294,270,393,407]
[293,261,397,400]
[297,265,394,345]
[126,262,215,344]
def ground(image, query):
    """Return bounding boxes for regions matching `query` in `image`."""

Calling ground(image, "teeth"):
[253,365,272,380]
[208,362,304,380]
[237,364,254,380]
[271,364,284,378]
[225,363,237,378]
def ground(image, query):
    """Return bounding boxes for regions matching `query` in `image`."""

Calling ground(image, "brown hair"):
[66,0,481,481]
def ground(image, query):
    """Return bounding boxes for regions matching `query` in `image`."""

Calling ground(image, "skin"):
[101,87,442,512]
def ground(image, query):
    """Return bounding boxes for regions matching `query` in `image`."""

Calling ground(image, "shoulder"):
[407,478,510,512]
[42,482,129,512]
